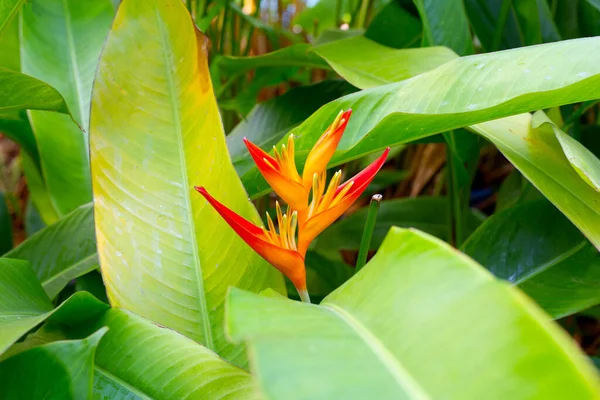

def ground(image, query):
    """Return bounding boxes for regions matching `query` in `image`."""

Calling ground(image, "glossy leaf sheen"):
[90,0,283,365]
[21,0,114,215]
[229,228,600,399]
[463,200,600,318]
[4,203,97,299]
[0,329,107,400]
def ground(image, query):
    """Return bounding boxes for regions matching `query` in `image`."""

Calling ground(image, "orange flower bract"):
[197,110,389,302]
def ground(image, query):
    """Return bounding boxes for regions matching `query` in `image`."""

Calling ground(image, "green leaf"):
[229,80,356,176]
[0,192,12,254]
[20,0,114,216]
[0,258,108,355]
[90,0,284,365]
[228,228,600,399]
[464,0,523,50]
[0,0,24,36]
[82,308,260,400]
[0,68,69,116]
[240,38,600,211]
[495,169,543,211]
[365,1,422,49]
[4,203,97,299]
[513,0,561,45]
[413,0,474,55]
[311,36,457,89]
[554,126,600,192]
[214,44,329,77]
[463,200,600,318]
[471,112,600,250]
[314,197,484,258]
[0,328,107,400]
[21,152,60,225]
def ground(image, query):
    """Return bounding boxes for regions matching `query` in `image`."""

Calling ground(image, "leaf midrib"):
[60,0,86,130]
[322,303,431,399]
[155,8,214,350]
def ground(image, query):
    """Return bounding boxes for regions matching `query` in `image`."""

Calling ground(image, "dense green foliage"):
[1,0,600,398]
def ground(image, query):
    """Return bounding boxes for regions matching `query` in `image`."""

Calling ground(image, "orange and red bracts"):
[243,109,352,210]
[196,110,388,302]
[195,186,310,301]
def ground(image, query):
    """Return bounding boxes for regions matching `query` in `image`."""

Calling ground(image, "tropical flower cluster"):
[196,110,389,302]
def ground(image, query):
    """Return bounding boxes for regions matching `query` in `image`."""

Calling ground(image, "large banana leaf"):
[239,38,600,248]
[4,203,97,299]
[0,258,108,355]
[90,0,284,365]
[240,37,600,197]
[20,0,114,216]
[463,200,600,318]
[0,329,107,399]
[228,228,600,399]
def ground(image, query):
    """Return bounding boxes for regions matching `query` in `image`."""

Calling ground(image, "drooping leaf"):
[0,328,107,400]
[314,197,485,258]
[463,200,600,318]
[311,36,457,88]
[470,112,600,250]
[554,125,600,191]
[0,258,108,355]
[4,203,97,299]
[228,228,600,399]
[0,68,68,116]
[20,0,114,216]
[90,0,284,365]
[413,0,474,55]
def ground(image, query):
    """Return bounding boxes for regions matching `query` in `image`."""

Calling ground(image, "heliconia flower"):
[301,109,352,189]
[297,147,390,257]
[244,109,352,211]
[244,135,308,210]
[194,186,310,303]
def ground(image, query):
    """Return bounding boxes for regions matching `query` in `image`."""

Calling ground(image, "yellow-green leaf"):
[90,0,284,365]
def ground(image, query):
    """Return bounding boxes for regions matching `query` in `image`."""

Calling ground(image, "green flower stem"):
[356,194,382,272]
